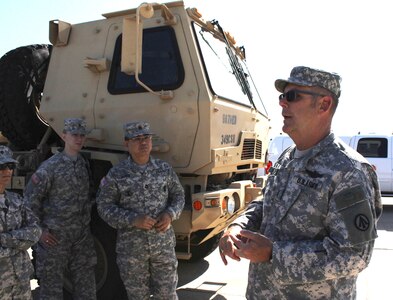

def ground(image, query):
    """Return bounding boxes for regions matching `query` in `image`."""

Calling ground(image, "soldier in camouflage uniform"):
[219,66,382,299]
[24,118,97,300]
[97,121,185,300]
[0,145,42,300]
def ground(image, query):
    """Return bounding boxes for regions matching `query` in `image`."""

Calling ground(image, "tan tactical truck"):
[0,1,270,298]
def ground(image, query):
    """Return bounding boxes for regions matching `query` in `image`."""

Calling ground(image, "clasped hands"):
[133,212,172,232]
[219,225,273,265]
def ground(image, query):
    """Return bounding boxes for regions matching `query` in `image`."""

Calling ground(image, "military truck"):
[0,1,270,298]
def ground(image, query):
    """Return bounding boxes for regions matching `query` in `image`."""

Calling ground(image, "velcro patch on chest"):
[294,175,321,190]
[334,185,365,210]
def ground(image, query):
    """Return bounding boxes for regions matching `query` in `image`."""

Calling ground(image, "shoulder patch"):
[334,187,377,245]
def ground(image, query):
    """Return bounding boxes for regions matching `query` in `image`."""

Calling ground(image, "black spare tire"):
[0,44,52,150]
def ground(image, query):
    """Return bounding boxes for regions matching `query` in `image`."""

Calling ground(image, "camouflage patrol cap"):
[63,118,89,135]
[0,145,18,164]
[123,121,153,139]
[275,66,341,98]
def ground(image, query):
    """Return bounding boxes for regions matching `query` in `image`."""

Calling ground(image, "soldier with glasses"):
[219,66,382,299]
[0,145,41,299]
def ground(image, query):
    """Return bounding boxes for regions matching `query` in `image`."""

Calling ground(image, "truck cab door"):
[90,14,199,169]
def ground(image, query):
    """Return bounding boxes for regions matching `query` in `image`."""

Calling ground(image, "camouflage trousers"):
[0,281,32,300]
[34,229,97,300]
[117,244,178,300]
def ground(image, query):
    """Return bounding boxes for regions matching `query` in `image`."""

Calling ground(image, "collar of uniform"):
[128,156,150,170]
[127,156,161,170]
[290,133,335,171]
[60,151,81,163]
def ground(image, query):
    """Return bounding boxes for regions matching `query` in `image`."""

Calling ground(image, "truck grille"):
[241,139,262,160]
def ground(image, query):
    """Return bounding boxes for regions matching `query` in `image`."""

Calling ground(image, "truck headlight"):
[224,195,236,214]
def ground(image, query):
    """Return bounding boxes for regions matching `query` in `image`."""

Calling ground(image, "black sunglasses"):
[279,89,326,102]
[0,162,16,170]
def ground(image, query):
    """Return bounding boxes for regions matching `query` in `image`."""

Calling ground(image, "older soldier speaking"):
[97,121,185,300]
[0,145,41,299]
[25,118,97,300]
[219,66,382,299]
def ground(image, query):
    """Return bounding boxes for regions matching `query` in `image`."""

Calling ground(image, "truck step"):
[176,252,192,260]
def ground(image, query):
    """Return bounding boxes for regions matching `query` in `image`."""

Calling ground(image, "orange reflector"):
[221,199,227,210]
[193,200,203,211]
[210,199,219,207]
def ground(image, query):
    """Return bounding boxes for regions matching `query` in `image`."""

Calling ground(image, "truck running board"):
[176,251,192,260]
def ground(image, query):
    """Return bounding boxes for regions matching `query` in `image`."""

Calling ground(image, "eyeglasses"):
[129,135,152,143]
[0,163,16,170]
[279,89,326,102]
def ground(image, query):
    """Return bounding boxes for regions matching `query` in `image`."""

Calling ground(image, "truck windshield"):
[193,22,268,116]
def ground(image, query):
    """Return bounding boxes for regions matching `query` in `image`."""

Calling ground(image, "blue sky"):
[1,0,392,137]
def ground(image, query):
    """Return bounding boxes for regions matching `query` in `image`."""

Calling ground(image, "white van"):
[268,134,294,165]
[265,133,393,193]
[346,134,392,193]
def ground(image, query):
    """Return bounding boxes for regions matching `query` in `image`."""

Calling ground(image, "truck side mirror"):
[121,2,176,100]
[121,16,142,75]
[121,3,155,75]
[49,20,71,47]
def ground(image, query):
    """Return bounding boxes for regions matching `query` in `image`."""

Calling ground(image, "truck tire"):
[90,208,127,300]
[0,44,52,150]
[59,158,126,299]
[62,209,127,300]
[89,159,127,300]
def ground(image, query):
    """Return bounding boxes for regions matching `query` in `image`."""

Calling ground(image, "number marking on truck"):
[221,134,236,145]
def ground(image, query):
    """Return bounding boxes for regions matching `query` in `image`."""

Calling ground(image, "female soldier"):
[0,145,41,299]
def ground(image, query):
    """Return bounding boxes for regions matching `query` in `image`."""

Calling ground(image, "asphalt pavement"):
[31,201,393,300]
[177,202,393,300]
[356,204,393,300]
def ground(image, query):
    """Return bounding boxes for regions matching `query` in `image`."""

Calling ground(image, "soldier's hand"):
[133,215,157,230]
[218,225,242,265]
[155,212,172,232]
[232,229,272,263]
[40,230,59,248]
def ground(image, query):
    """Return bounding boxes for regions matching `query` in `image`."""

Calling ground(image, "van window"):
[357,138,387,158]
[108,26,185,94]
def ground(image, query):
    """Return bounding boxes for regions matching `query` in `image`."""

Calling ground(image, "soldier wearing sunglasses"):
[0,145,41,299]
[219,66,382,299]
